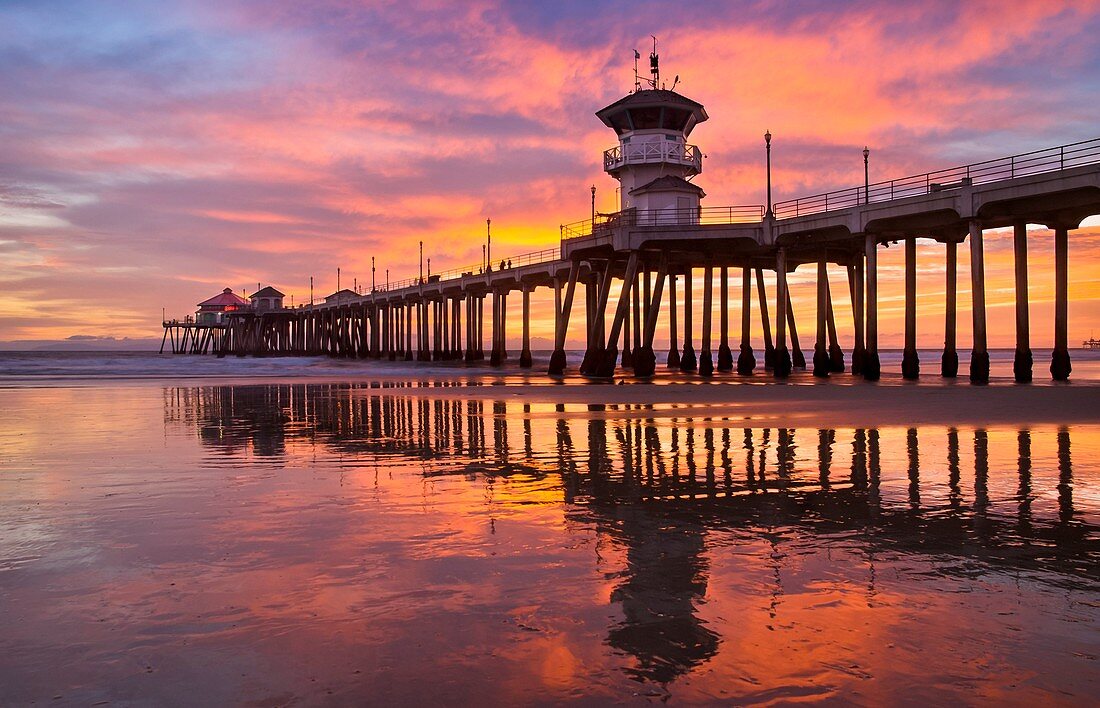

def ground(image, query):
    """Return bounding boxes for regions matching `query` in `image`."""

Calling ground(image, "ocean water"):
[0,360,1098,704]
[1,348,1099,382]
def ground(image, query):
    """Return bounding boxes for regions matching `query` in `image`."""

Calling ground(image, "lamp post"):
[765,130,773,217]
[419,240,424,283]
[427,257,431,278]
[591,185,596,223]
[863,146,870,204]
[486,218,491,270]
[482,244,486,272]
[337,267,341,293]
[371,257,375,292]
[310,276,313,305]
[386,269,389,291]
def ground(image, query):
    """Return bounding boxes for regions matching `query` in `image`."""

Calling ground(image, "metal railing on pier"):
[561,205,765,240]
[773,137,1100,219]
[360,247,562,296]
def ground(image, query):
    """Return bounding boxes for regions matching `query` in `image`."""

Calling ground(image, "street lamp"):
[371,256,375,292]
[764,129,773,217]
[486,218,491,270]
[591,185,596,223]
[863,146,870,204]
[419,240,424,282]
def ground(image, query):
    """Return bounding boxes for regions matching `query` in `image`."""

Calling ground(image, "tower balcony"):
[603,141,702,174]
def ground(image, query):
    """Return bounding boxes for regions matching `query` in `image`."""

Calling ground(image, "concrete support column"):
[786,290,805,369]
[477,296,485,359]
[394,304,402,358]
[717,266,733,371]
[582,265,614,376]
[902,236,920,379]
[1013,221,1032,383]
[737,266,756,374]
[849,258,865,375]
[969,220,989,383]
[635,259,666,379]
[456,297,463,358]
[666,273,680,368]
[942,240,959,377]
[774,249,792,378]
[621,279,632,368]
[631,269,642,365]
[489,292,502,366]
[813,256,830,377]
[465,296,474,361]
[549,263,579,376]
[699,264,714,376]
[596,251,640,378]
[1051,226,1072,380]
[756,267,776,369]
[441,297,450,359]
[405,304,414,361]
[864,235,881,380]
[681,268,697,371]
[826,281,845,371]
[500,291,508,360]
[519,287,533,368]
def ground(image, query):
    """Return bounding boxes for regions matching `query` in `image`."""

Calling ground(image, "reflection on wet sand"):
[163,383,1097,690]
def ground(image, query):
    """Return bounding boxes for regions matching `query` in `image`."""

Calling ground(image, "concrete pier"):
[197,133,1098,387]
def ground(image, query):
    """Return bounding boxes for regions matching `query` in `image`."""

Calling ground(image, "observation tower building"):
[596,52,708,223]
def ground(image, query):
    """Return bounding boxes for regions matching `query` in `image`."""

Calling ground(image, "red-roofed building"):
[196,288,249,324]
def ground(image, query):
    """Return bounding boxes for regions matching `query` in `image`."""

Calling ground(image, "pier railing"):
[363,247,562,295]
[773,137,1100,219]
[561,204,765,240]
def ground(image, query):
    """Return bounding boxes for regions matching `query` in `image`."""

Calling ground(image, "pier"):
[167,83,1100,384]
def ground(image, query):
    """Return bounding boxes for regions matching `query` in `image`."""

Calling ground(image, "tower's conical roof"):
[596,89,708,136]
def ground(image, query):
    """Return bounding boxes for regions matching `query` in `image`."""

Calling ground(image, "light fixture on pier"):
[765,129,773,217]
[591,185,596,223]
[864,146,870,204]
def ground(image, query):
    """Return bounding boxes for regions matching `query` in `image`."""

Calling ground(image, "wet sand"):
[1,377,1097,705]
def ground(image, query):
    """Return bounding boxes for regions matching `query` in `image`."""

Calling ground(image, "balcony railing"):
[772,137,1100,220]
[561,205,765,240]
[603,141,702,172]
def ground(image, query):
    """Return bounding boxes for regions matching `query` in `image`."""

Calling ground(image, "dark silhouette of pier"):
[167,84,1100,384]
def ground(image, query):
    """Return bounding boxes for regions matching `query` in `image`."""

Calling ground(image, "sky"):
[2,0,1100,348]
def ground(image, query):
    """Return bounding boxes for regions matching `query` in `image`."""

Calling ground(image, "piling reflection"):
[164,383,1098,689]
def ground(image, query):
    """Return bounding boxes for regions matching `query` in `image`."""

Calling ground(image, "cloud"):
[1,0,1099,342]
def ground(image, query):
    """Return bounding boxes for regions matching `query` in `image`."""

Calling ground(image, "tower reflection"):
[165,383,1097,688]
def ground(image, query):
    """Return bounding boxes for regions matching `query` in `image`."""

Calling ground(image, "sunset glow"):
[2,0,1100,346]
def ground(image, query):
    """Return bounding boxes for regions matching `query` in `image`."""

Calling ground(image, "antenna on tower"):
[649,36,659,89]
[633,48,641,92]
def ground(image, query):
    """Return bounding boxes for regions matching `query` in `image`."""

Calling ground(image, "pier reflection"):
[164,383,1097,688]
